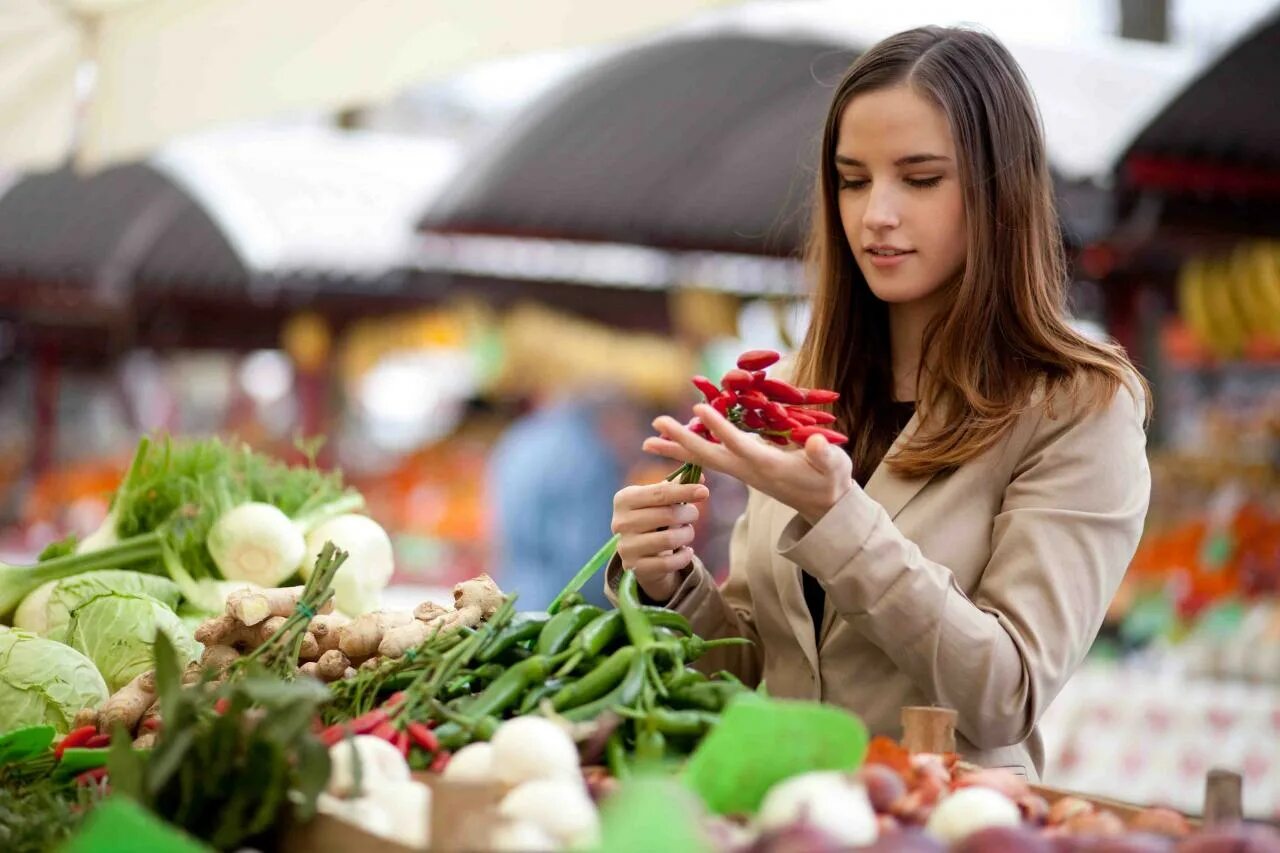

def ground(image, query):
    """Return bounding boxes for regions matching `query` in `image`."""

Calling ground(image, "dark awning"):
[420,34,854,257]
[1116,9,1280,206]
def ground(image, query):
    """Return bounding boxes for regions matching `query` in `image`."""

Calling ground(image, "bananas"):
[1178,241,1280,358]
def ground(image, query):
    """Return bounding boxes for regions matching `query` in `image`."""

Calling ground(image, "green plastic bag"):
[682,694,869,815]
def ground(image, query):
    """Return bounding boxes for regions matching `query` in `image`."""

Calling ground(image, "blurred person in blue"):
[487,386,647,610]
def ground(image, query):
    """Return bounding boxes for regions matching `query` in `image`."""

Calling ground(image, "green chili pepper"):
[578,611,624,657]
[680,634,753,663]
[517,678,565,715]
[648,707,719,737]
[555,610,624,676]
[671,680,743,712]
[664,667,706,691]
[432,722,468,751]
[549,591,585,615]
[552,647,638,710]
[635,726,666,763]
[617,571,655,649]
[653,626,683,644]
[536,604,604,657]
[639,606,694,635]
[478,614,549,663]
[465,655,552,718]
[605,731,631,780]
[561,653,647,722]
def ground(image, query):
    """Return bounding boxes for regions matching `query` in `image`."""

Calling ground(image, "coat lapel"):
[814,408,937,649]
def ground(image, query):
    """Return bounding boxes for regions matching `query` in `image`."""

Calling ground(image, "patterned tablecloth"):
[1040,661,1280,819]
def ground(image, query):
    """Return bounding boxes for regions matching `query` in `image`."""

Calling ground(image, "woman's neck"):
[888,290,948,402]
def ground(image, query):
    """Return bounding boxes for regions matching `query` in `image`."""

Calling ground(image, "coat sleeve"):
[776,380,1150,749]
[605,492,764,684]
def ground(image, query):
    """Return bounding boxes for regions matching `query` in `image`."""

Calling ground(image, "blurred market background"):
[1,0,1278,819]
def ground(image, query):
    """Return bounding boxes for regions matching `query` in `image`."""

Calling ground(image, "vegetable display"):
[1,350,1271,853]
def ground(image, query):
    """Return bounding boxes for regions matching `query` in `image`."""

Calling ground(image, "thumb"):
[803,434,839,472]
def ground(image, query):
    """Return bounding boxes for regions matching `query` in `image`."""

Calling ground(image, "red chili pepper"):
[55,726,98,759]
[688,418,709,437]
[736,349,781,371]
[738,389,769,408]
[691,375,721,403]
[763,433,789,446]
[383,691,407,709]
[320,725,348,747]
[141,716,162,732]
[757,378,807,405]
[406,721,439,753]
[787,409,817,426]
[720,369,754,393]
[348,708,390,735]
[214,697,231,715]
[370,721,398,742]
[429,750,452,773]
[84,734,111,750]
[75,767,108,787]
[742,410,766,430]
[710,393,737,417]
[791,426,849,445]
[803,388,840,404]
[792,407,836,425]
[393,730,410,758]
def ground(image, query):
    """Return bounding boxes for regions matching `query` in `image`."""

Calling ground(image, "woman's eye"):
[907,176,943,188]
[838,177,868,191]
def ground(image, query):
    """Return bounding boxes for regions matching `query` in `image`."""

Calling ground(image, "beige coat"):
[606,377,1150,780]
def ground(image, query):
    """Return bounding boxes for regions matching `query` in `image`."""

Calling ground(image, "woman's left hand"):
[644,402,856,525]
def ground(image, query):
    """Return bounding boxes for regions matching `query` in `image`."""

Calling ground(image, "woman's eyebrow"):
[835,153,951,167]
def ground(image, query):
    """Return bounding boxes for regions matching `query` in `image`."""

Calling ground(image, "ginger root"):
[225,585,334,626]
[100,670,157,734]
[315,649,352,682]
[454,574,503,618]
[133,731,158,749]
[337,611,415,660]
[299,662,320,679]
[310,613,351,654]
[200,644,242,675]
[413,601,451,623]
[378,620,434,659]
[73,707,99,731]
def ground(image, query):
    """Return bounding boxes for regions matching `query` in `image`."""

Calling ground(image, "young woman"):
[606,26,1151,779]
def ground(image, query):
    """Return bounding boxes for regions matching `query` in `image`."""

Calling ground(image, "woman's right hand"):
[611,480,709,602]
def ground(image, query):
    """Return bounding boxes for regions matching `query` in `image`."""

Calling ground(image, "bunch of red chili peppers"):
[317,690,452,773]
[685,348,847,448]
[53,725,115,789]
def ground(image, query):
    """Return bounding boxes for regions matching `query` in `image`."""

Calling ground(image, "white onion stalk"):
[301,514,395,616]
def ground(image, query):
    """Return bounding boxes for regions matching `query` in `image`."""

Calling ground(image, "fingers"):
[628,548,695,576]
[692,403,766,460]
[614,481,709,512]
[616,525,697,566]
[611,503,700,535]
[803,433,835,471]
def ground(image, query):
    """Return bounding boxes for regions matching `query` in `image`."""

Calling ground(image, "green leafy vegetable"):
[109,633,332,851]
[66,597,198,693]
[0,435,363,618]
[0,630,109,733]
[18,570,181,642]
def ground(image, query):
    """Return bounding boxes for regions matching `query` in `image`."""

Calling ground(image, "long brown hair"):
[793,26,1151,479]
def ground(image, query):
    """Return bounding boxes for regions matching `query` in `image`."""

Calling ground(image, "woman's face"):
[835,83,967,305]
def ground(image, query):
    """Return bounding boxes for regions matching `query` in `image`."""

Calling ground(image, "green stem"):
[0,531,165,616]
[293,493,367,534]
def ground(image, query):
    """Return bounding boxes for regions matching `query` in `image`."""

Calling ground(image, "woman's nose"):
[863,186,901,230]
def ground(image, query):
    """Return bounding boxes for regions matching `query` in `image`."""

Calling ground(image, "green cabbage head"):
[15,570,181,643]
[64,593,199,692]
[0,627,109,733]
